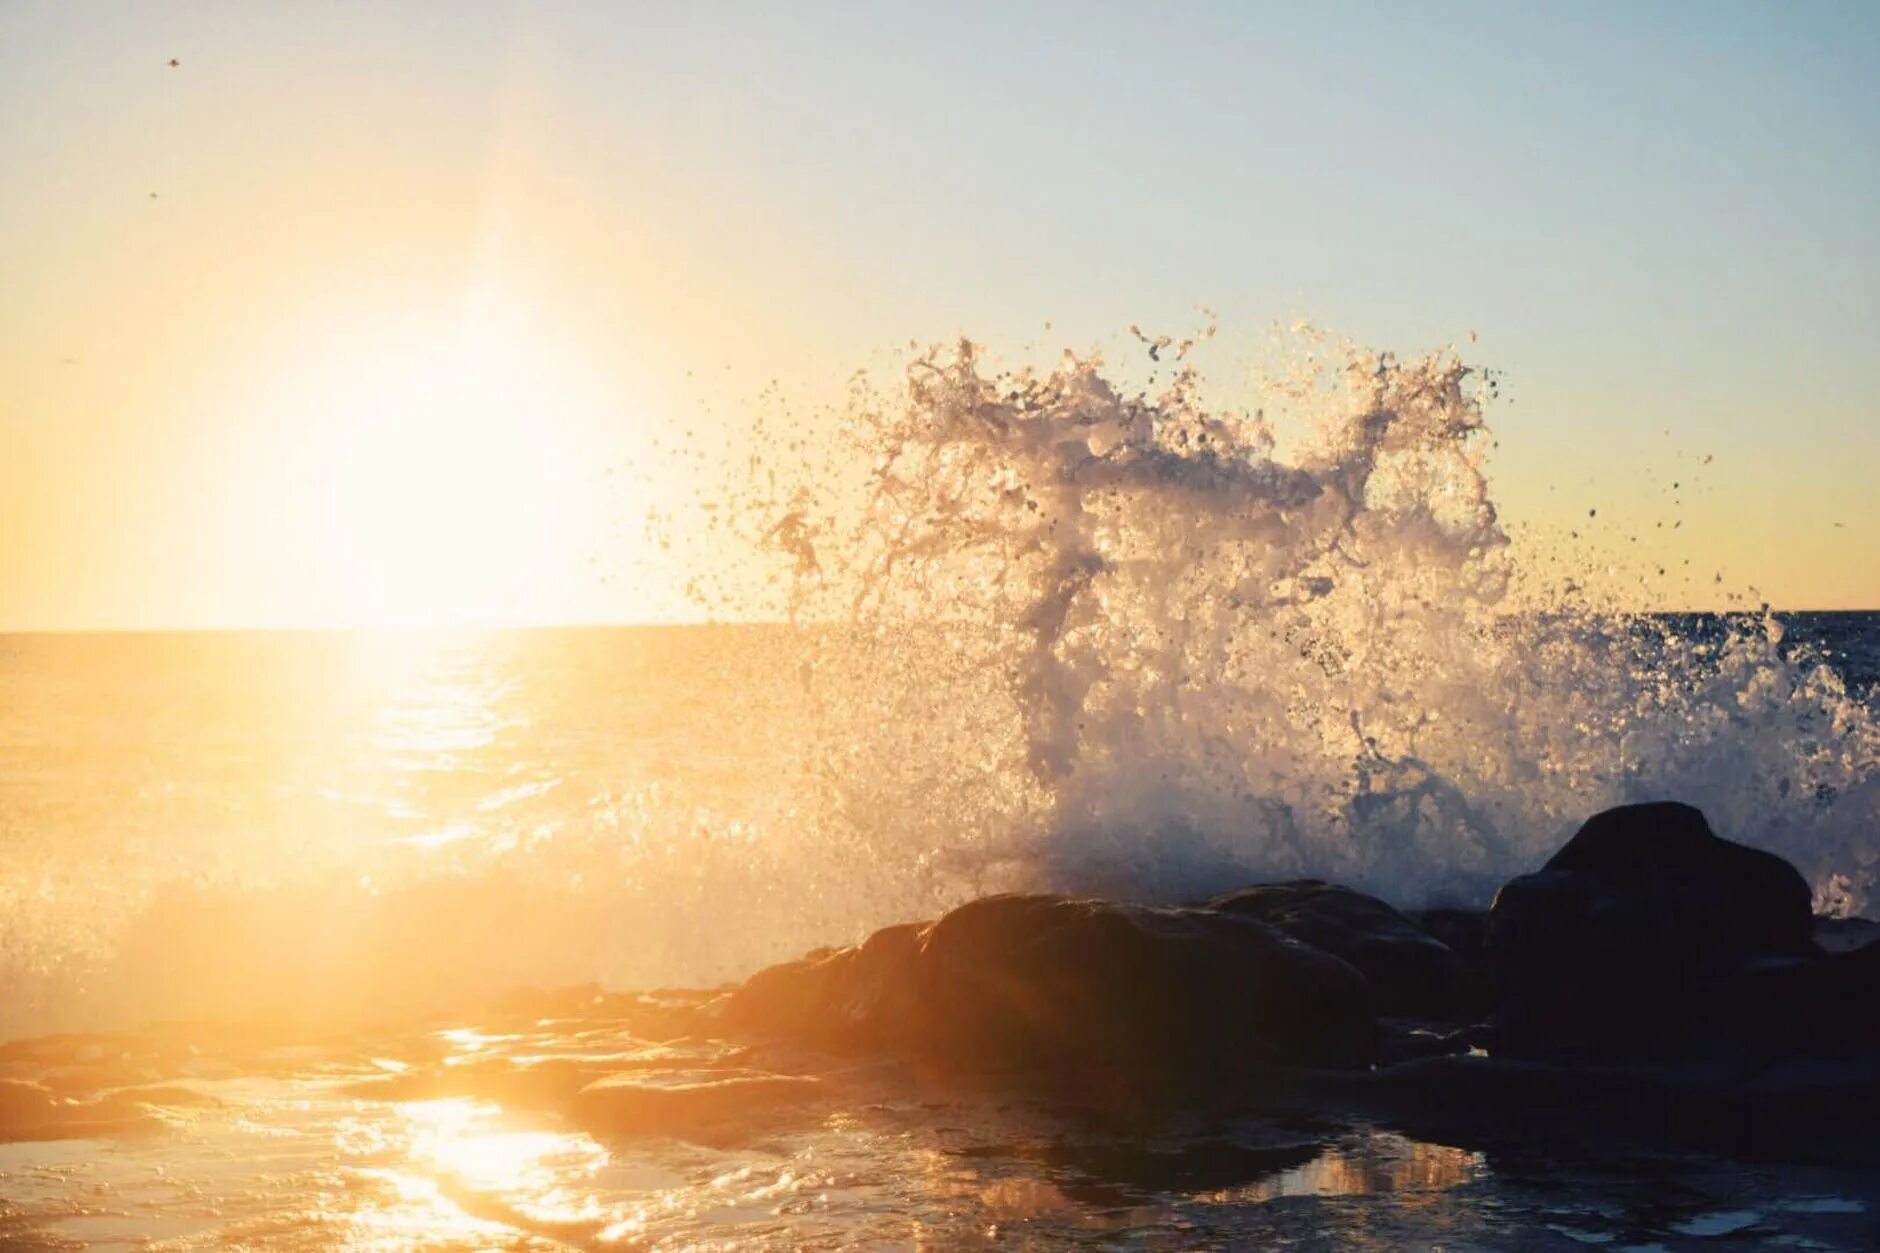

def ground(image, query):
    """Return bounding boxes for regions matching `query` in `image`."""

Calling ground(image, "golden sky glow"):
[2,4,1875,628]
[213,290,623,627]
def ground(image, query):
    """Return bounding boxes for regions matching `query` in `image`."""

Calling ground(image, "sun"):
[232,290,623,628]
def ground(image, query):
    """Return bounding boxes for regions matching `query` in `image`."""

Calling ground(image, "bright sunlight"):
[229,289,624,628]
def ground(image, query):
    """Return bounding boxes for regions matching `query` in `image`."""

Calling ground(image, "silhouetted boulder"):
[1403,906,1496,1020]
[1542,801,1813,951]
[722,894,1377,1093]
[1486,801,1818,1062]
[1404,907,1489,962]
[1813,915,1880,955]
[1204,880,1462,1018]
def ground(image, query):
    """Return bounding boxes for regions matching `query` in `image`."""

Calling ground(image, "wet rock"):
[1812,915,1880,955]
[1540,801,1813,953]
[1403,907,1489,964]
[1328,1050,1880,1153]
[1403,906,1496,1020]
[723,922,929,1055]
[723,894,1376,1091]
[1736,940,1880,1062]
[1205,880,1462,1018]
[1375,1021,1476,1066]
[1486,802,1818,1062]
[573,1072,826,1141]
[0,1078,159,1142]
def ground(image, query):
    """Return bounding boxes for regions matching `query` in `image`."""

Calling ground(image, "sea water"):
[1,336,1876,1247]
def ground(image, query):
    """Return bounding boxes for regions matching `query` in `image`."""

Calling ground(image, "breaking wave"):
[723,329,1878,915]
[2,328,1874,1038]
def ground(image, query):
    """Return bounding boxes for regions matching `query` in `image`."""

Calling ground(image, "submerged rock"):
[573,1072,826,1142]
[723,894,1376,1092]
[1486,801,1819,1062]
[1204,880,1462,1018]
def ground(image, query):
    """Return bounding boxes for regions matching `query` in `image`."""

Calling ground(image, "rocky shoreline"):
[3,801,1875,1162]
[713,801,1880,1148]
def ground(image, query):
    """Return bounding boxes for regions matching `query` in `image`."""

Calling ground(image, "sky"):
[1,0,1876,628]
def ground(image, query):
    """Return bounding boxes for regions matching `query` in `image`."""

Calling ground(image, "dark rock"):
[1403,906,1497,1020]
[1542,801,1814,953]
[722,922,928,1055]
[1404,907,1489,963]
[1204,880,1462,1018]
[1486,801,1819,1062]
[1375,1020,1476,1066]
[1812,915,1880,955]
[1735,940,1880,1062]
[1827,940,1880,1053]
[722,894,1377,1094]
[1315,1050,1880,1155]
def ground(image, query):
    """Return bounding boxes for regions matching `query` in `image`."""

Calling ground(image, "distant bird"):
[168,58,180,68]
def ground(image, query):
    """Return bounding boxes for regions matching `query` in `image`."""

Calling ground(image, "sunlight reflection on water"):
[1195,1132,1485,1203]
[0,1015,1872,1250]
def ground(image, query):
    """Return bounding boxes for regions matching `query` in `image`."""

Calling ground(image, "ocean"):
[2,342,1876,1247]
[0,615,1876,1249]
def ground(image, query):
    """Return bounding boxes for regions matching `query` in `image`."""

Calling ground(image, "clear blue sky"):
[2,1,1876,624]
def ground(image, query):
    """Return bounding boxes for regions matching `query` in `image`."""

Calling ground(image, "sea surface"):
[0,616,1876,1249]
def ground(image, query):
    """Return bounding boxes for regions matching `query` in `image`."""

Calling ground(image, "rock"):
[722,894,1377,1094]
[1812,915,1880,955]
[1404,908,1489,963]
[723,922,928,1055]
[573,1072,826,1141]
[1204,880,1462,1018]
[0,1078,158,1142]
[1486,802,1818,1062]
[1541,801,1813,953]
[1403,906,1497,1021]
[1735,940,1880,1062]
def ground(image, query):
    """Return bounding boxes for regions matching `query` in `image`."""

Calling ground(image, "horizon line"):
[5,607,1879,637]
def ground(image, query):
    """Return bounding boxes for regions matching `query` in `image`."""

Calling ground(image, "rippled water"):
[2,1007,1875,1250]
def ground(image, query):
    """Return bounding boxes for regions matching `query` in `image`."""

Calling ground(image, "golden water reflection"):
[919,1127,1485,1240]
[342,1097,630,1249]
[0,1005,1497,1249]
[1195,1131,1485,1204]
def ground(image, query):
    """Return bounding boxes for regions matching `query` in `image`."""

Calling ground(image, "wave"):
[735,332,1878,914]
[3,328,1874,1038]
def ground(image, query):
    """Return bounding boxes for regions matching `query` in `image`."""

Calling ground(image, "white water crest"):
[722,329,1879,916]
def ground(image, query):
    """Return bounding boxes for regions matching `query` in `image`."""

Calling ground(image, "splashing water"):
[717,330,1878,917]
[0,329,1874,1040]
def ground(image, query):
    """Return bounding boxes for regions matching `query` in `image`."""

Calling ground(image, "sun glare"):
[237,292,619,628]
